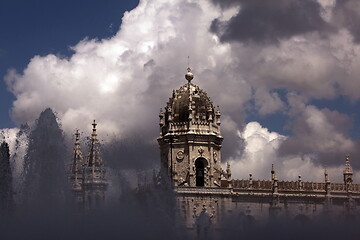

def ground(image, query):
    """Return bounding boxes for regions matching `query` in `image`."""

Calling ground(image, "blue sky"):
[0,0,139,128]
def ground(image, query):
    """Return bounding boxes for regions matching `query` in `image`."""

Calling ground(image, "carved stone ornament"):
[176,150,185,161]
[198,147,204,156]
[213,152,217,162]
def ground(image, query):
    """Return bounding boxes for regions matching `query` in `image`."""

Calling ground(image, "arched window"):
[195,158,206,186]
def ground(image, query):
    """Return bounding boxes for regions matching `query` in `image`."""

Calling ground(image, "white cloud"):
[227,121,354,182]
[4,0,249,142]
[281,93,356,156]
[227,121,286,180]
[5,0,360,137]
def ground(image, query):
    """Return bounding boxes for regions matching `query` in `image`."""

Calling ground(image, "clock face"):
[176,150,184,162]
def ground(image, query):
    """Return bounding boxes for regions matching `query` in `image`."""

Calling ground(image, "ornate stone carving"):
[213,152,217,162]
[176,150,184,161]
[198,147,204,156]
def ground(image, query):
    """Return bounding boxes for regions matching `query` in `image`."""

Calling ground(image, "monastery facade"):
[68,67,360,237]
[157,68,360,231]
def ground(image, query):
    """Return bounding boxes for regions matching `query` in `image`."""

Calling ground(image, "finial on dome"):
[185,67,194,83]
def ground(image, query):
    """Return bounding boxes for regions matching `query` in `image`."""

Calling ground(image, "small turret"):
[159,108,165,128]
[271,164,275,181]
[269,164,280,215]
[298,175,303,191]
[215,106,221,126]
[226,162,232,180]
[325,169,330,183]
[343,154,353,186]
[273,176,279,194]
[70,129,83,190]
[82,120,108,209]
[224,162,232,188]
[271,164,278,194]
[249,174,253,189]
[87,120,100,168]
[167,105,173,122]
[324,169,331,197]
[207,106,213,122]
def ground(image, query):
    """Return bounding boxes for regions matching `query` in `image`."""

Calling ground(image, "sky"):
[0,0,140,127]
[1,0,360,182]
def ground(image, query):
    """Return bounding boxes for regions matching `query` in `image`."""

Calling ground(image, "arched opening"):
[195,158,206,186]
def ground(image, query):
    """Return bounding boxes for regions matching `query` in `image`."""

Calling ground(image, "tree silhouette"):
[0,141,14,213]
[22,108,68,206]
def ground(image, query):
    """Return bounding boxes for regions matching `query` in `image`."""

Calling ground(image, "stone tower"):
[70,120,107,209]
[157,68,225,187]
[343,154,353,196]
[83,120,107,208]
[343,154,353,185]
[70,129,84,205]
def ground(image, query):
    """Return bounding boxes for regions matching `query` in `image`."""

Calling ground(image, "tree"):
[22,108,68,206]
[0,141,14,213]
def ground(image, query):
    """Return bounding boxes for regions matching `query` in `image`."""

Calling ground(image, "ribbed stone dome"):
[165,82,215,123]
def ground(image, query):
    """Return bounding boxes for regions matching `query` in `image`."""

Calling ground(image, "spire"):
[159,108,165,128]
[207,105,213,122]
[324,169,330,183]
[215,105,221,125]
[72,129,83,169]
[298,175,303,191]
[271,164,278,194]
[271,164,275,181]
[71,129,83,189]
[273,175,278,194]
[324,169,331,198]
[75,129,80,143]
[87,120,101,168]
[344,154,353,174]
[343,154,353,185]
[92,120,97,138]
[225,162,231,180]
[82,120,107,209]
[249,174,253,189]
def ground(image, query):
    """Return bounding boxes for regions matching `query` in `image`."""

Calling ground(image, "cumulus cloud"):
[209,0,360,102]
[227,122,286,179]
[4,0,248,142]
[279,92,359,168]
[228,121,356,182]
